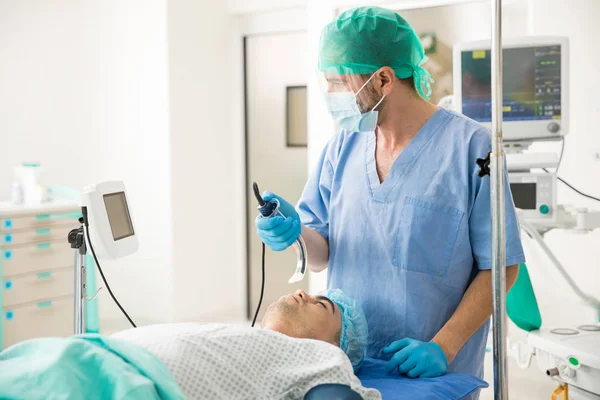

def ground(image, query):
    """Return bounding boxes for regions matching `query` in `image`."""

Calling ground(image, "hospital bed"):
[0,333,487,400]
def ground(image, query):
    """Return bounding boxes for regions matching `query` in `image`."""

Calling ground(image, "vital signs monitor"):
[453,36,569,141]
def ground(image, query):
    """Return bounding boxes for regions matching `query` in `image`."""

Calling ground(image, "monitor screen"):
[461,45,561,123]
[510,183,537,210]
[103,192,135,241]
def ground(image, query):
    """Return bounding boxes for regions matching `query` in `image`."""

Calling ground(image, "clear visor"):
[317,70,383,114]
[317,71,375,94]
[318,62,435,101]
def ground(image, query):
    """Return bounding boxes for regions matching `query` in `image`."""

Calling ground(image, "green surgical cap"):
[318,6,434,99]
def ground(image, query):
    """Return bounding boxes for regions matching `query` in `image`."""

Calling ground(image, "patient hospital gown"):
[113,323,381,400]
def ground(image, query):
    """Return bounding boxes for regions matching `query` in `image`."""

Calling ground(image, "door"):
[245,32,309,321]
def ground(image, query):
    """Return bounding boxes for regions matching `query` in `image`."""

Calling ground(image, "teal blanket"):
[0,334,184,400]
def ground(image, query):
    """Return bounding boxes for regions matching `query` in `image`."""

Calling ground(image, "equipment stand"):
[68,218,87,335]
[490,0,508,398]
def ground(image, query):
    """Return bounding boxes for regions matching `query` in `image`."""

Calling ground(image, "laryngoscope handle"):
[252,182,307,283]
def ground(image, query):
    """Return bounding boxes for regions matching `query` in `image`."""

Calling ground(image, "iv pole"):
[68,217,102,335]
[490,0,508,398]
[68,218,87,335]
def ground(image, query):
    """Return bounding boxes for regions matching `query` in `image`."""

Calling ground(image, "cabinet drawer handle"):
[37,301,53,308]
[36,229,51,235]
[36,243,52,250]
[37,272,52,279]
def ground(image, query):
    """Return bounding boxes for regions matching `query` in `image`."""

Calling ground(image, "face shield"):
[317,6,435,131]
[318,69,386,133]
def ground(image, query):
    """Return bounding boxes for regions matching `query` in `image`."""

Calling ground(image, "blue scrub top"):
[297,108,525,379]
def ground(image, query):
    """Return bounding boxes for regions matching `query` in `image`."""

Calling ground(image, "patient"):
[260,288,368,369]
[112,288,376,399]
[0,289,378,400]
[261,289,343,343]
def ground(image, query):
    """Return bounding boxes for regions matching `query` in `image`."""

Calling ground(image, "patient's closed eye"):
[314,296,335,314]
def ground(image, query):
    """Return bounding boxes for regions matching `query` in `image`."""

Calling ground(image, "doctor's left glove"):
[255,191,302,252]
[383,338,448,378]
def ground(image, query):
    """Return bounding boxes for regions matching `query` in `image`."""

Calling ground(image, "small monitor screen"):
[461,45,561,122]
[510,183,537,210]
[103,192,135,241]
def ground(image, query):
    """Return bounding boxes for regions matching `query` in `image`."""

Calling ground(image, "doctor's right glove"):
[383,338,448,378]
[255,191,301,252]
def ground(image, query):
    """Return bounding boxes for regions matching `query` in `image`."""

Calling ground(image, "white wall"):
[168,0,245,323]
[0,1,173,327]
[0,2,87,198]
[229,0,305,14]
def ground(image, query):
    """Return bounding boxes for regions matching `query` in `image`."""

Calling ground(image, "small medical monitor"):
[510,183,537,210]
[81,181,138,260]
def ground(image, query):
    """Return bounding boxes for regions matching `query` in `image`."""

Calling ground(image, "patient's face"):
[261,289,342,346]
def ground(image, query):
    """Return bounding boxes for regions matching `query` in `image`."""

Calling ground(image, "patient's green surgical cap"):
[321,289,368,372]
[318,6,434,99]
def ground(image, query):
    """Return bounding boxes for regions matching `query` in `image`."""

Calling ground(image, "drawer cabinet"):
[0,202,98,349]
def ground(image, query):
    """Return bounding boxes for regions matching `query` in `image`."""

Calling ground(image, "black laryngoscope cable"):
[251,183,274,328]
[81,207,137,328]
[251,182,309,327]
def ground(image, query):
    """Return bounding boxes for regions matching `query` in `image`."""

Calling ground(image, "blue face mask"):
[324,73,385,132]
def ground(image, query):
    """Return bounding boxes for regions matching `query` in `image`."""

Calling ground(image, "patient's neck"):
[262,322,337,346]
[262,321,295,337]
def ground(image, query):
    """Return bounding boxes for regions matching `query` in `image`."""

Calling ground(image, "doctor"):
[255,6,524,381]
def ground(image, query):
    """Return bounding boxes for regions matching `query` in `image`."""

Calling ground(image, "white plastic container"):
[11,181,23,205]
[13,164,43,205]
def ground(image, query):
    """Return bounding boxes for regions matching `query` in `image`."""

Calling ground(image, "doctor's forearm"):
[299,225,329,272]
[431,264,520,364]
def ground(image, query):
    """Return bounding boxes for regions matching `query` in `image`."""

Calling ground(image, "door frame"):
[232,9,308,319]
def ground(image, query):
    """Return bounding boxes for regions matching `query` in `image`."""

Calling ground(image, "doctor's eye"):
[328,80,345,89]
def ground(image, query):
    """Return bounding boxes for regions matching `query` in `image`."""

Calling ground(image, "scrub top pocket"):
[393,196,464,277]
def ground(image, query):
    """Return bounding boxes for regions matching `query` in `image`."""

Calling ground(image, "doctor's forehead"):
[323,73,347,81]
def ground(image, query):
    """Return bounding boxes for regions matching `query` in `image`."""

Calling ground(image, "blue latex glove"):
[383,338,448,378]
[255,191,301,252]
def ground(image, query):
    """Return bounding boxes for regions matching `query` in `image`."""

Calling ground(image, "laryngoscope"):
[252,182,307,283]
